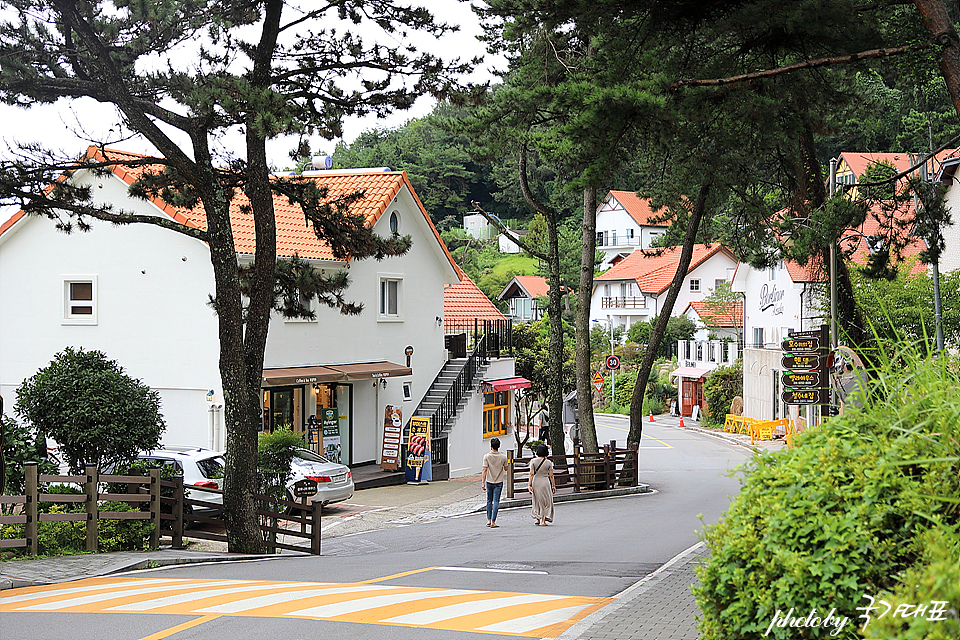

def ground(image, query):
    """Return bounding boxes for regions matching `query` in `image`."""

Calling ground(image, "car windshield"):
[197,456,225,479]
[295,449,330,464]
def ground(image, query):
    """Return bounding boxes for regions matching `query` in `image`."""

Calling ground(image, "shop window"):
[482,390,509,437]
[63,277,97,324]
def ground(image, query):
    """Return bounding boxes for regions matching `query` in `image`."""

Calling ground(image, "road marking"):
[434,566,549,575]
[2,576,610,637]
[358,566,438,583]
[137,615,220,640]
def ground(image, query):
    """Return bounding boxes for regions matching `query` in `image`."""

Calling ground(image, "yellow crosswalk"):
[0,576,610,638]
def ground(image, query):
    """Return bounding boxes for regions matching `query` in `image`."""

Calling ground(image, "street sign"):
[781,388,831,405]
[292,478,318,498]
[781,354,822,370]
[781,337,820,353]
[782,371,821,388]
[593,371,603,392]
[605,355,621,370]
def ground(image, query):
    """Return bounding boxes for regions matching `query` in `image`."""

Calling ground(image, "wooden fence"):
[0,463,322,556]
[505,440,639,498]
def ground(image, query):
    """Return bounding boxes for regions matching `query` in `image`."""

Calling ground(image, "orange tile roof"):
[443,272,505,324]
[783,200,927,282]
[837,149,958,183]
[606,191,671,227]
[1,147,457,271]
[513,276,550,298]
[596,244,734,294]
[686,300,743,327]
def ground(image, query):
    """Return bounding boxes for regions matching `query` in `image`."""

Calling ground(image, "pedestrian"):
[528,443,556,526]
[536,405,550,442]
[481,437,508,528]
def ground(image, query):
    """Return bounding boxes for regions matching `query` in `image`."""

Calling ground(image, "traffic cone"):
[679,415,685,428]
[649,410,655,422]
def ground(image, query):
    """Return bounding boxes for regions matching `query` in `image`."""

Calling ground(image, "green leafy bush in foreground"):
[695,348,960,639]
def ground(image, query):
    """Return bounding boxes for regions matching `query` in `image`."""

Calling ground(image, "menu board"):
[321,408,341,463]
[380,405,403,470]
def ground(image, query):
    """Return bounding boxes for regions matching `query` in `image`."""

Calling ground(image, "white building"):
[595,191,671,268]
[498,275,550,322]
[0,147,517,479]
[591,244,738,332]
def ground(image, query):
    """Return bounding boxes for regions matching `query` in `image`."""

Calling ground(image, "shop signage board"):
[782,371,821,388]
[781,388,831,405]
[593,371,603,392]
[781,354,822,370]
[321,408,341,463]
[405,416,432,484]
[780,337,820,353]
[380,405,403,471]
[292,478,318,498]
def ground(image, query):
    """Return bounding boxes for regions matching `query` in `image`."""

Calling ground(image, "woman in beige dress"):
[528,443,556,525]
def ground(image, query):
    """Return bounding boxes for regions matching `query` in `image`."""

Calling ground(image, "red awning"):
[484,377,532,391]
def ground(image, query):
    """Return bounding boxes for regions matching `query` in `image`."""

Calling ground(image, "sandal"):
[490,523,499,528]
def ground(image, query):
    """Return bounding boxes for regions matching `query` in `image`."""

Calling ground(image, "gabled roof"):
[604,191,671,227]
[499,275,550,300]
[837,149,958,183]
[595,244,735,295]
[444,270,505,324]
[685,300,743,328]
[1,146,458,273]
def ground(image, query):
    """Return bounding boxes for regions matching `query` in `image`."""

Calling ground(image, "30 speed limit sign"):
[605,355,620,370]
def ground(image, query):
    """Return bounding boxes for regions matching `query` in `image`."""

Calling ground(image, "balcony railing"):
[601,297,646,309]
[597,236,643,248]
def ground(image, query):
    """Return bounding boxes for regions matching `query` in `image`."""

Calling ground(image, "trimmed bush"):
[701,359,742,427]
[695,349,960,639]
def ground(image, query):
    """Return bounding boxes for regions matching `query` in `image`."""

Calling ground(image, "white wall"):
[0,168,223,446]
[941,179,960,273]
[446,357,516,478]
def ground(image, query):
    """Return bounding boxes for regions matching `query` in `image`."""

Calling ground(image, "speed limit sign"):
[605,355,620,370]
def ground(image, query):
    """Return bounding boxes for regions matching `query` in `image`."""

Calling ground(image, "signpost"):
[781,324,834,418]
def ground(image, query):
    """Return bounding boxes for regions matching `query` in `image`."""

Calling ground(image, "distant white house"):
[591,244,738,332]
[595,191,671,268]
[0,147,518,479]
[498,275,550,322]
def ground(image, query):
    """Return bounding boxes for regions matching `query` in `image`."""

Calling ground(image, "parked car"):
[131,446,225,512]
[287,448,354,507]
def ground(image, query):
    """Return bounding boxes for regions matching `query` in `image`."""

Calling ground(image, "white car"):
[134,446,225,511]
[287,448,354,507]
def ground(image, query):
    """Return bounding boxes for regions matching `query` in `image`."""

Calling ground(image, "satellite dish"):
[311,155,333,170]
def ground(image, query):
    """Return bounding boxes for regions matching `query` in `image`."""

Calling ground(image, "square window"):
[689,279,700,292]
[63,277,97,325]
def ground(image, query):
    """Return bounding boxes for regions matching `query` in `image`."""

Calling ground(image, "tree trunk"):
[628,184,710,449]
[575,185,600,454]
[545,209,566,455]
[914,0,960,124]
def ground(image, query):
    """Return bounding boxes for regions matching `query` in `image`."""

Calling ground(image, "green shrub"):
[701,359,743,427]
[1,501,152,557]
[695,348,960,640]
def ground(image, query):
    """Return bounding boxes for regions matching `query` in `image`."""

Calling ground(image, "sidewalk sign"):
[380,405,402,471]
[405,416,432,484]
[320,408,341,463]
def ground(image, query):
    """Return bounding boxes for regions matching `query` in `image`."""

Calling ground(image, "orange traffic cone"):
[649,410,655,422]
[679,415,685,428]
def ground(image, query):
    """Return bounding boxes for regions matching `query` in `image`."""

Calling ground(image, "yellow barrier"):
[750,418,792,444]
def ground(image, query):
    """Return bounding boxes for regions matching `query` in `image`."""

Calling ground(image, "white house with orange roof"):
[595,190,671,268]
[591,244,738,331]
[0,147,516,480]
[732,200,928,428]
[498,275,551,322]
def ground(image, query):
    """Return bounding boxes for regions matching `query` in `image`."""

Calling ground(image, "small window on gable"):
[63,277,97,325]
[389,211,400,234]
[690,279,700,292]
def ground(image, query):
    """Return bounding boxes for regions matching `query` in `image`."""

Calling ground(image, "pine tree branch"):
[671,43,929,90]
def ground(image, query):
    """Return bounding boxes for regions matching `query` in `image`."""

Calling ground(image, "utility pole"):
[828,157,839,351]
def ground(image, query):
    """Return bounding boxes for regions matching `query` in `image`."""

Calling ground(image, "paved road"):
[3,420,749,640]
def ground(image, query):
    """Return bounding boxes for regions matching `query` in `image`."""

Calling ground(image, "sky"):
[0,1,503,224]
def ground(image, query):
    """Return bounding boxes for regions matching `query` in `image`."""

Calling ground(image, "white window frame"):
[63,276,98,325]
[689,279,701,292]
[378,274,404,322]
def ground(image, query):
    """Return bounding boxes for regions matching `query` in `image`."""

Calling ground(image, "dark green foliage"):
[604,368,675,415]
[695,349,960,639]
[15,347,164,475]
[1,414,56,500]
[512,317,576,401]
[257,428,304,500]
[627,316,698,358]
[701,360,743,427]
